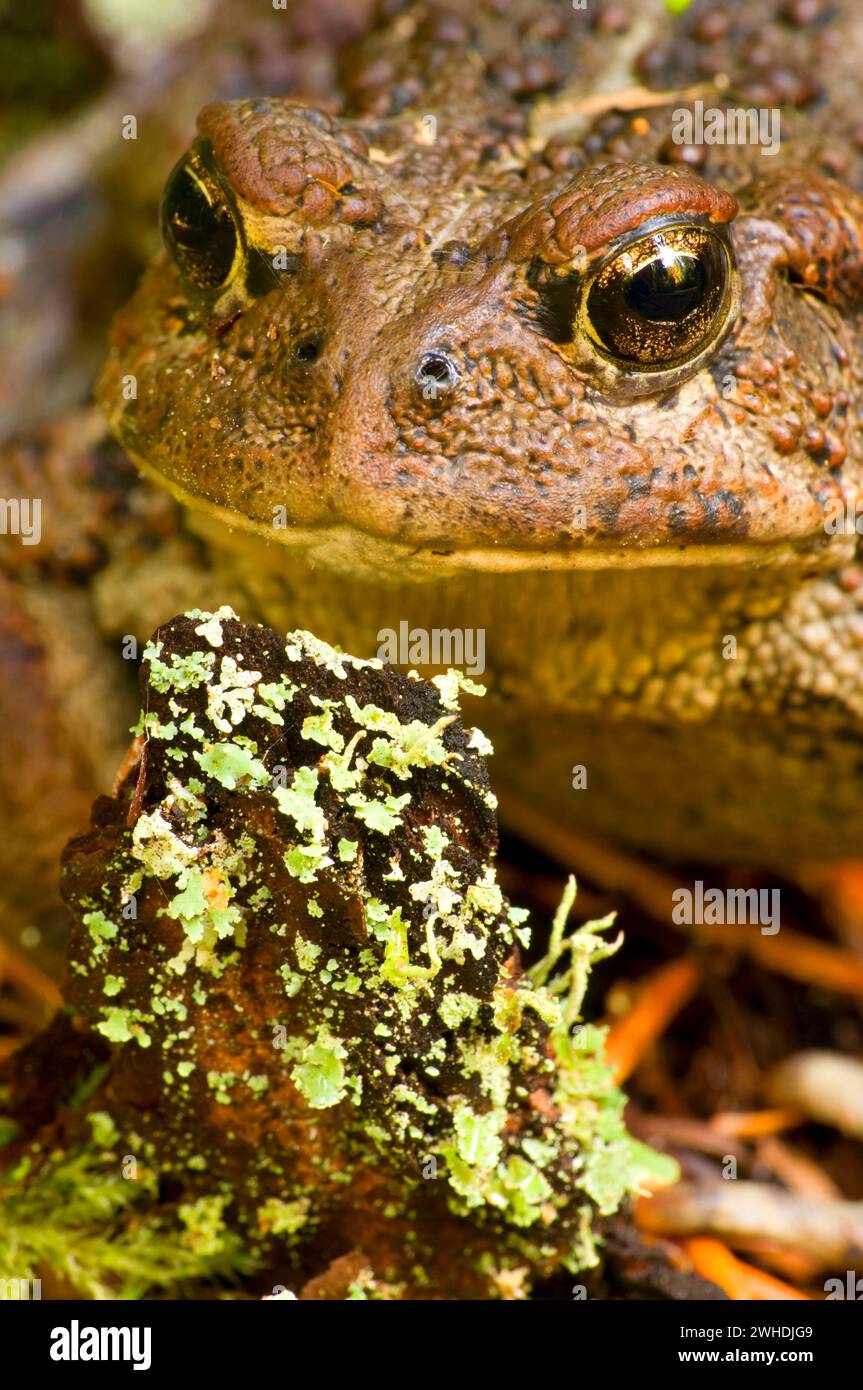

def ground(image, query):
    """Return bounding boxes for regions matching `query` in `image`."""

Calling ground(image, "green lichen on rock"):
[8,609,676,1299]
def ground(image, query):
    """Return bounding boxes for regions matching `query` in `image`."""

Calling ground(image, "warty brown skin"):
[96,0,863,867]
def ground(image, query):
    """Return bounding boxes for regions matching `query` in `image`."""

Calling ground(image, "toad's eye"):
[581,225,733,369]
[160,150,240,291]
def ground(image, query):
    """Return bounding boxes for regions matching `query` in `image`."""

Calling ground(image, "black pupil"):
[161,159,237,290]
[624,253,706,323]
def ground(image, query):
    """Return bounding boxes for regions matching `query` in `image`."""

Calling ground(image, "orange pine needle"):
[0,1034,23,1062]
[696,921,863,998]
[604,958,701,1083]
[710,1108,802,1140]
[718,1238,821,1287]
[681,1238,810,1301]
[0,939,62,1009]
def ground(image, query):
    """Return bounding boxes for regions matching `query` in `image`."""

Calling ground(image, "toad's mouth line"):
[127,446,842,579]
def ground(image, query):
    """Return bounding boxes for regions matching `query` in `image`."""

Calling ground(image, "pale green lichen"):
[379,908,441,989]
[131,808,199,878]
[257,1197,310,1238]
[285,630,382,679]
[344,697,457,778]
[437,991,480,1029]
[195,741,270,790]
[206,1071,237,1105]
[143,641,215,694]
[273,767,327,839]
[346,789,411,833]
[295,937,321,971]
[165,868,242,945]
[83,911,118,956]
[257,679,297,715]
[422,825,449,858]
[284,843,332,883]
[431,670,486,710]
[96,1007,151,1048]
[206,655,262,732]
[291,1028,350,1109]
[528,876,622,1030]
[191,605,238,649]
[302,709,344,751]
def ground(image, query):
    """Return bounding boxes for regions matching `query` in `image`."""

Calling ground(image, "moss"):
[0,1142,254,1299]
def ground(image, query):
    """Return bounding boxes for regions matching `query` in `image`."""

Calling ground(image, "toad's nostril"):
[294,337,322,363]
[414,351,459,398]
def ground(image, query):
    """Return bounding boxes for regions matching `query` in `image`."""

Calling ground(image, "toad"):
[97,0,863,867]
